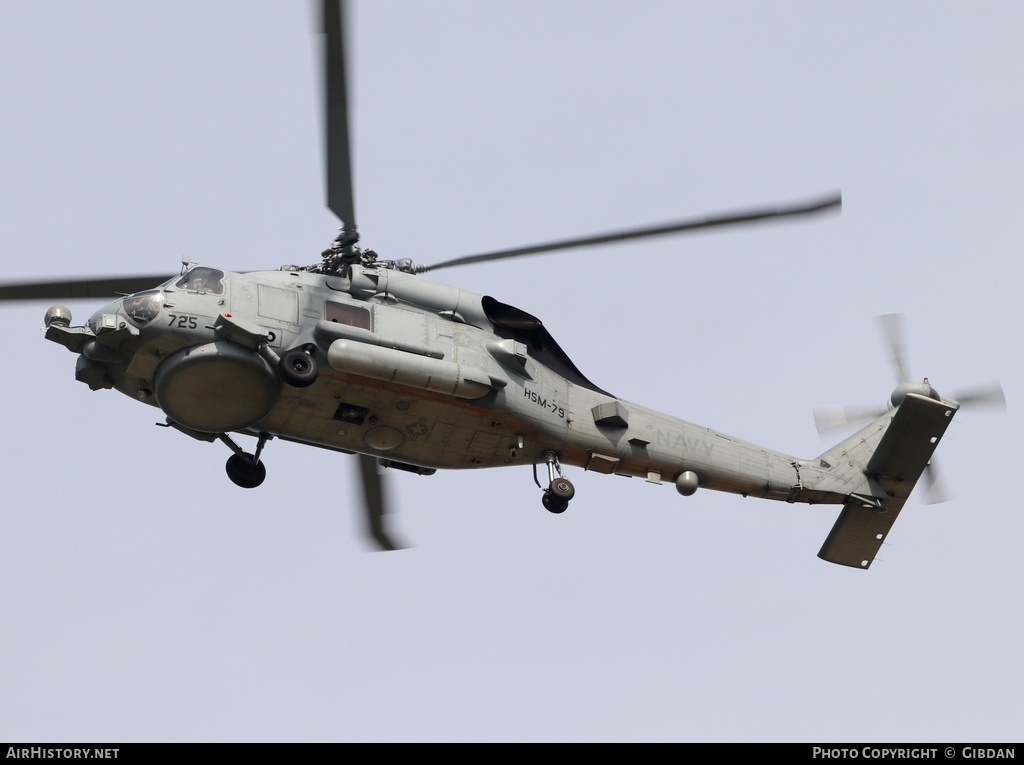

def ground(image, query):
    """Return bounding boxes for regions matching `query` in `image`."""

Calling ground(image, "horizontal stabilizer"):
[818,393,958,569]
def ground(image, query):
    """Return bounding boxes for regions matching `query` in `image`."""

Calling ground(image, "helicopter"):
[0,1,1004,569]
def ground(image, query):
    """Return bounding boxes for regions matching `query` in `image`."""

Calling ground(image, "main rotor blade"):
[322,0,356,230]
[357,453,404,552]
[415,191,841,274]
[0,276,173,302]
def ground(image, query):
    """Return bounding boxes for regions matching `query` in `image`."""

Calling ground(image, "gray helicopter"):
[0,1,1003,568]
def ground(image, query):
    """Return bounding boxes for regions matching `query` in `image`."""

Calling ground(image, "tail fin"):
[817,392,959,569]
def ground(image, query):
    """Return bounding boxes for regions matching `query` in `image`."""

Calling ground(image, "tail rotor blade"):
[813,404,889,437]
[921,461,951,505]
[878,313,911,384]
[953,382,1006,411]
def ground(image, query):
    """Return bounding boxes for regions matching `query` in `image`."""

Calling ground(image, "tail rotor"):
[813,314,1006,504]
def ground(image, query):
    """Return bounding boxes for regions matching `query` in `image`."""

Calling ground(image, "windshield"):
[175,267,225,294]
[121,290,165,326]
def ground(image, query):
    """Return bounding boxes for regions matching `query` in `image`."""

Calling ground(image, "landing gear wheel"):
[542,491,569,514]
[278,348,319,388]
[226,452,267,489]
[548,477,575,501]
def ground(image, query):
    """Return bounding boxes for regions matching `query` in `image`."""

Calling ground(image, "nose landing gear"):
[538,451,575,514]
[160,419,274,490]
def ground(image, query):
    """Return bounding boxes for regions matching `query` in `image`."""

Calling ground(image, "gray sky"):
[1,0,1020,743]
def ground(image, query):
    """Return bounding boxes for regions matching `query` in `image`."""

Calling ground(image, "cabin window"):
[325,300,371,330]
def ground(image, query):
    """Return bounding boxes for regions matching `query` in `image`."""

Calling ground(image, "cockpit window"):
[175,267,225,294]
[122,290,165,326]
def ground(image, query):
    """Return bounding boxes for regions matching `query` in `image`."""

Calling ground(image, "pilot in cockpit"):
[175,266,225,294]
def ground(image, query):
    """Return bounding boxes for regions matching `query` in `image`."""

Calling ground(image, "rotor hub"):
[891,378,939,408]
[318,227,370,274]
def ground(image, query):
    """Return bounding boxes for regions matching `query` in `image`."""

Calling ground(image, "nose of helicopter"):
[85,298,129,333]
